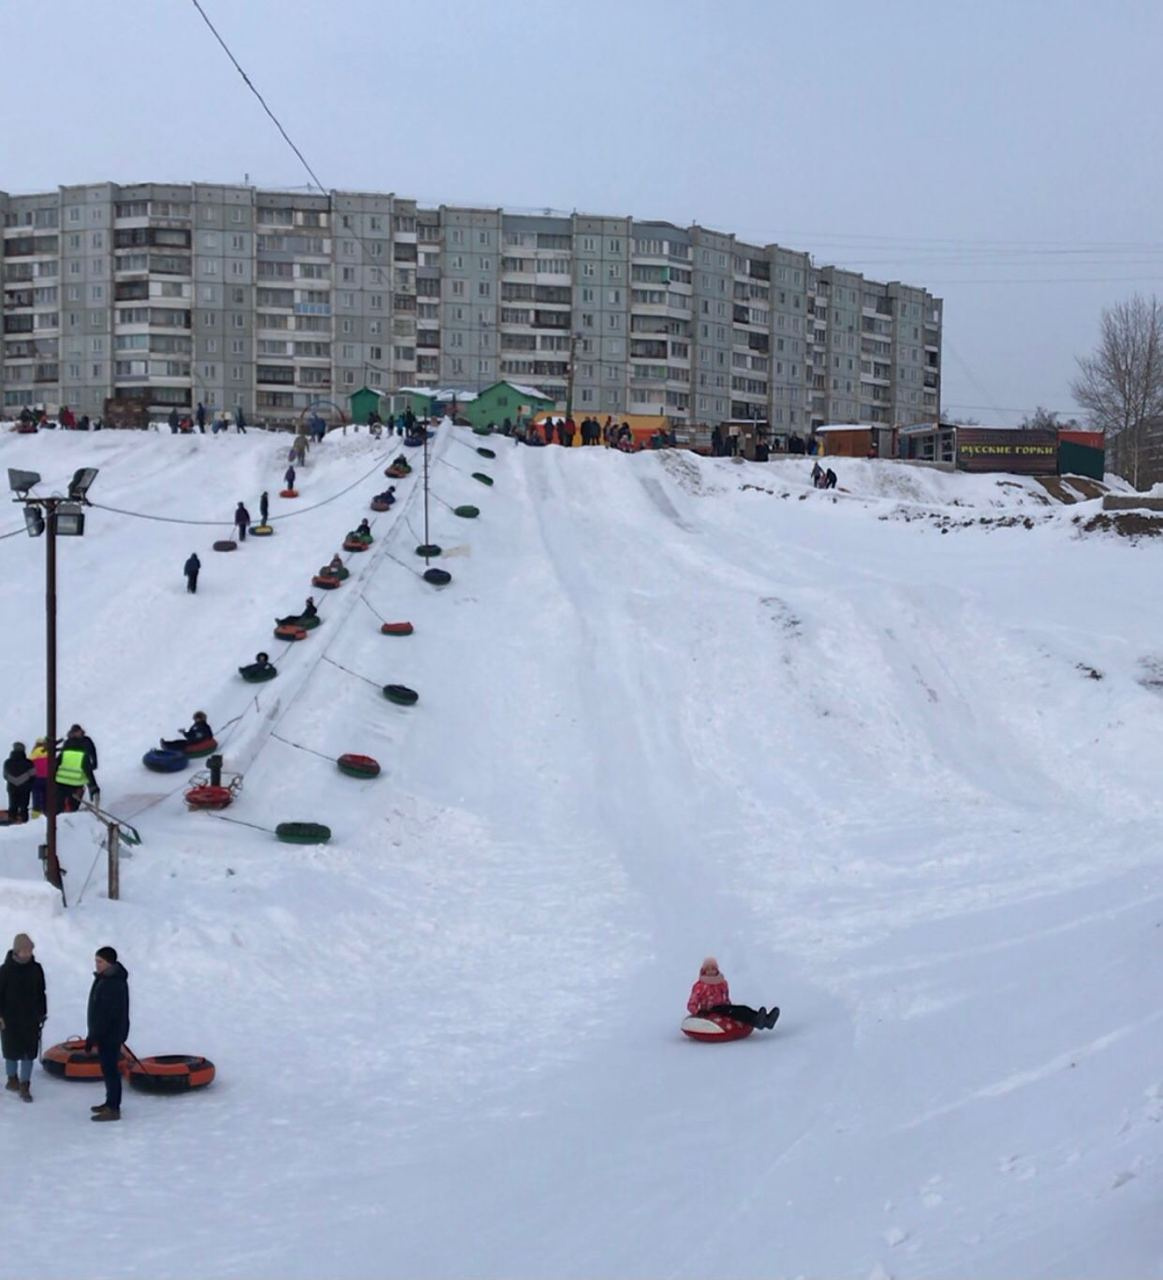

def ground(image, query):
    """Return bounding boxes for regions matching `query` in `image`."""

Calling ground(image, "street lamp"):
[8,466,100,903]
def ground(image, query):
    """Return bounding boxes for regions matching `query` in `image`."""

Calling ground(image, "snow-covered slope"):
[0,428,1159,1280]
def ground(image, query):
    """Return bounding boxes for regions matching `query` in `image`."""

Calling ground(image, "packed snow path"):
[0,427,1160,1279]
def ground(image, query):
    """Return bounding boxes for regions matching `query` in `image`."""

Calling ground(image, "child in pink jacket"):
[686,957,778,1030]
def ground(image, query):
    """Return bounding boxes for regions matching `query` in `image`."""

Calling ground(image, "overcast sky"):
[7,0,1162,424]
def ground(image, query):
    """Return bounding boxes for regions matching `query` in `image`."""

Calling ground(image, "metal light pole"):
[8,467,99,906]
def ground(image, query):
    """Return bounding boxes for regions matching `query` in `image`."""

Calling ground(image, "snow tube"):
[471,425,492,436]
[454,505,480,519]
[275,821,331,845]
[15,423,38,435]
[415,543,442,558]
[312,574,341,589]
[383,684,419,706]
[386,464,411,478]
[250,524,274,536]
[274,624,308,641]
[143,748,188,773]
[184,737,218,758]
[680,1015,754,1043]
[41,1038,130,1080]
[279,488,299,498]
[337,753,381,779]
[370,499,391,512]
[297,615,321,630]
[344,536,371,552]
[185,784,233,811]
[380,621,413,636]
[476,447,496,459]
[423,568,452,586]
[472,472,494,486]
[213,539,237,552]
[128,1055,215,1093]
[240,663,277,682]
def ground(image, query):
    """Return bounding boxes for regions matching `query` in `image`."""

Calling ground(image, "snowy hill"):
[0,428,1160,1280]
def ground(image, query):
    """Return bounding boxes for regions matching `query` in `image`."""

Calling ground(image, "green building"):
[463,381,556,430]
[348,386,384,425]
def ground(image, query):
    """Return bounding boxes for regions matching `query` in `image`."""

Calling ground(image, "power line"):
[187,0,327,196]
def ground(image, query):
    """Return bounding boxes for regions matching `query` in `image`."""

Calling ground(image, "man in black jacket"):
[234,502,250,542]
[3,742,35,823]
[87,946,129,1121]
[184,552,200,594]
[62,725,99,805]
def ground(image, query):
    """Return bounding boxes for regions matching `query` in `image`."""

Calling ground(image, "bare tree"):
[1072,294,1163,486]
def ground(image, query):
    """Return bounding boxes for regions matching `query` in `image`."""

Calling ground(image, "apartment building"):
[1,182,942,431]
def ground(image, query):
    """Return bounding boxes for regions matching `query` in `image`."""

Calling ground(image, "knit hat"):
[193,711,207,722]
[12,933,33,953]
[95,946,118,964]
[699,956,726,985]
[12,741,25,753]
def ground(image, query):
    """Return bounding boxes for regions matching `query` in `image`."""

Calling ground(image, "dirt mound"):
[1075,511,1163,540]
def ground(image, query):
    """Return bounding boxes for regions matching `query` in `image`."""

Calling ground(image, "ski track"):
[0,432,1160,1278]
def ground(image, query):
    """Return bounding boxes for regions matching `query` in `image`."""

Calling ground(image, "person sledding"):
[686,956,778,1030]
[275,596,317,627]
[160,711,213,753]
[239,651,276,680]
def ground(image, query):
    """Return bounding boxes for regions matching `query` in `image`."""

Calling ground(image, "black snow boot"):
[764,1007,781,1030]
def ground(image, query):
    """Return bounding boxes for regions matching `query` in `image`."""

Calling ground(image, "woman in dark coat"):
[0,934,47,1100]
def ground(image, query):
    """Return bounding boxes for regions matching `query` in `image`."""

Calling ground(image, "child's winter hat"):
[95,946,118,964]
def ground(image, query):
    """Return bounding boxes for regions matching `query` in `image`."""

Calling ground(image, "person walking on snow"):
[259,491,269,524]
[195,402,206,433]
[87,946,129,1122]
[184,552,200,594]
[57,725,98,809]
[284,465,296,490]
[686,957,778,1029]
[0,933,46,1102]
[3,743,35,824]
[234,502,250,542]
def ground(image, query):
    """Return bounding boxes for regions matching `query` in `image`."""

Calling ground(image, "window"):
[231,339,245,354]
[451,280,464,296]
[478,281,490,298]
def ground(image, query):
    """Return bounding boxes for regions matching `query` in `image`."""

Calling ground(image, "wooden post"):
[107,822,120,901]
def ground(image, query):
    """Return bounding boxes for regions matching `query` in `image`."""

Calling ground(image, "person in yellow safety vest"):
[54,741,96,813]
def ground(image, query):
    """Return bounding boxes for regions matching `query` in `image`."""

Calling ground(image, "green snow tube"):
[383,684,419,706]
[471,472,494,486]
[275,822,332,845]
[454,505,479,519]
[423,568,452,586]
[415,543,442,558]
[476,447,496,459]
[297,615,322,630]
[472,426,492,436]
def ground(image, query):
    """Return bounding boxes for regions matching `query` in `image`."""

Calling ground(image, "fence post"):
[107,822,120,901]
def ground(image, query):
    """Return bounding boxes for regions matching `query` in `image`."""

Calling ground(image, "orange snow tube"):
[127,1054,216,1093]
[40,1038,130,1080]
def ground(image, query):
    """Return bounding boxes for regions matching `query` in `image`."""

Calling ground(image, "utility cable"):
[188,0,327,197]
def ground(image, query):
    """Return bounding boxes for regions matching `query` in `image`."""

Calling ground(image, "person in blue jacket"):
[87,946,129,1122]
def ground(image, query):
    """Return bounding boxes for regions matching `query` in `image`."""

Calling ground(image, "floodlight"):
[56,502,86,537]
[67,467,99,501]
[8,468,41,496]
[23,507,45,538]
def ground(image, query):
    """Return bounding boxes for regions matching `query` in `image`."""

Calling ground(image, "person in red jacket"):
[686,957,778,1029]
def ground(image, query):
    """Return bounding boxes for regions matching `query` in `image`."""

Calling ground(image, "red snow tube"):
[380,621,413,636]
[311,574,341,589]
[343,537,370,552]
[279,488,299,498]
[183,737,217,757]
[680,1015,754,1043]
[40,1038,130,1080]
[184,784,233,810]
[337,753,381,779]
[274,623,308,641]
[128,1055,215,1093]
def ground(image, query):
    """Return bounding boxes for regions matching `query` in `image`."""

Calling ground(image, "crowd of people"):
[4,725,99,825]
